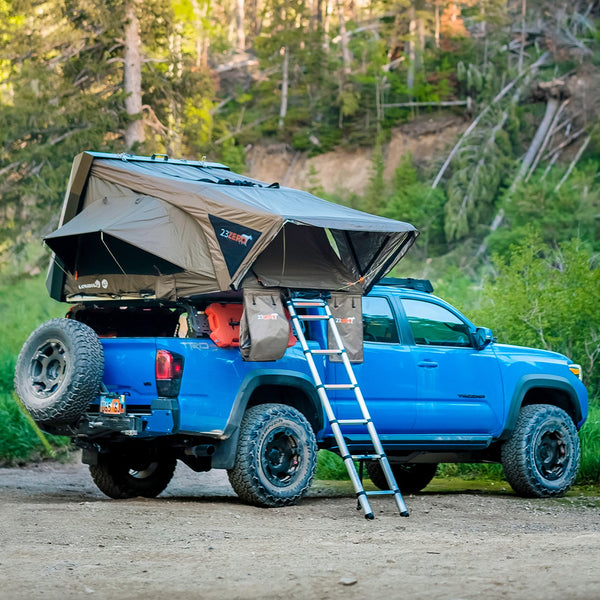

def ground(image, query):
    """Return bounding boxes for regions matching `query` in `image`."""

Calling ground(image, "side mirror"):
[473,327,494,351]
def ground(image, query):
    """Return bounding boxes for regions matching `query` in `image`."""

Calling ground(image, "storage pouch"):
[240,290,295,361]
[327,293,363,363]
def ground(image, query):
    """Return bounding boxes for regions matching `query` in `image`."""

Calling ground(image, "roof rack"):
[377,277,434,293]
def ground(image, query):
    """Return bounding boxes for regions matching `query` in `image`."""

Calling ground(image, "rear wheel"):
[227,404,317,507]
[89,455,176,499]
[501,404,580,498]
[366,461,438,493]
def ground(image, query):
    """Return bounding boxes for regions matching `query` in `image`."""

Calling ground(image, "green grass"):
[0,273,67,464]
[578,403,600,484]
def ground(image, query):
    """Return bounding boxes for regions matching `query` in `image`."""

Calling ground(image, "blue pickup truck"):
[15,278,588,506]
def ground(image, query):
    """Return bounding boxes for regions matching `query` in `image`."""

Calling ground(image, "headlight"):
[569,364,583,381]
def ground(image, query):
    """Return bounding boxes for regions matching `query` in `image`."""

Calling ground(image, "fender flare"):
[499,374,583,441]
[211,370,323,469]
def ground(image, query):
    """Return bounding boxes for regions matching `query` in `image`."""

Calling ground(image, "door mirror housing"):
[473,327,494,351]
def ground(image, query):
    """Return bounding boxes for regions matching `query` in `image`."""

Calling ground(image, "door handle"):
[418,360,438,368]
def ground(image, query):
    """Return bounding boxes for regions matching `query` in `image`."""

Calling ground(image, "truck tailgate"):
[101,338,157,407]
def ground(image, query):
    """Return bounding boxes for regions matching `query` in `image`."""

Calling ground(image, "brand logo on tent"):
[77,278,109,291]
[209,215,262,278]
[219,228,253,247]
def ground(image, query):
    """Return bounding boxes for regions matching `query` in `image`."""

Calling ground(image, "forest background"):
[0,0,599,483]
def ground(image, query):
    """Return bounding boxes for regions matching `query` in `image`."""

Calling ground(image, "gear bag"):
[240,290,295,361]
[327,293,363,363]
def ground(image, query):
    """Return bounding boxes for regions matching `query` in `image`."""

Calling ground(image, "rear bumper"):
[79,403,178,438]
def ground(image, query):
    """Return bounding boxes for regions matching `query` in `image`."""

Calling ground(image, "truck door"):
[398,298,504,435]
[333,295,417,437]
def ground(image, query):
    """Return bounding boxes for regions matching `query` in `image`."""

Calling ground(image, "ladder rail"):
[286,295,409,519]
[286,299,375,518]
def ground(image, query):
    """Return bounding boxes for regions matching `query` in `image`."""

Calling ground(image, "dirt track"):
[1,458,599,600]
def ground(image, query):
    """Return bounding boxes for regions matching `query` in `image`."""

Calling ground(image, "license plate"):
[99,394,126,415]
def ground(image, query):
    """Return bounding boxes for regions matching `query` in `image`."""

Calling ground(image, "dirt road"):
[1,458,599,600]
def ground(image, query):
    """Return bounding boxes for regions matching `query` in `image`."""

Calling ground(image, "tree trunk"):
[434,2,440,49]
[336,0,351,76]
[323,0,332,51]
[406,3,416,90]
[167,26,183,156]
[236,0,245,52]
[518,0,526,74]
[124,0,144,149]
[191,0,209,68]
[278,45,289,130]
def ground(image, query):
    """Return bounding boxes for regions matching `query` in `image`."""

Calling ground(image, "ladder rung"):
[291,300,327,307]
[323,383,355,390]
[310,349,342,355]
[365,490,397,497]
[338,419,369,425]
[297,315,329,321]
[351,454,380,460]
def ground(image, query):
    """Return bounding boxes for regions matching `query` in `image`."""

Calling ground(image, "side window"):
[362,296,399,344]
[401,299,472,347]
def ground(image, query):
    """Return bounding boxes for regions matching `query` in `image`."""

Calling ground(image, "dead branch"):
[525,98,570,181]
[214,115,271,145]
[511,97,560,192]
[48,128,89,146]
[141,105,168,134]
[554,135,591,191]
[432,52,550,188]
[0,162,19,177]
[382,99,470,108]
[543,128,586,160]
[540,152,560,180]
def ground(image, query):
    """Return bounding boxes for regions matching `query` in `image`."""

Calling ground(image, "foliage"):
[0,273,68,463]
[475,232,600,394]
[382,153,446,257]
[488,166,600,257]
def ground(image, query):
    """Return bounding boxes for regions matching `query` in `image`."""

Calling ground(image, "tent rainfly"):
[45,152,419,302]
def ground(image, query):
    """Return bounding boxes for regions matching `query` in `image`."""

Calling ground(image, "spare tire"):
[14,318,104,426]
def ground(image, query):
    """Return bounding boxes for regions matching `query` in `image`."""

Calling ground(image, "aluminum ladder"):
[286,296,409,519]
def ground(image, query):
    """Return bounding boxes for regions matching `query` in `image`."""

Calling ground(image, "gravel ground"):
[1,458,599,600]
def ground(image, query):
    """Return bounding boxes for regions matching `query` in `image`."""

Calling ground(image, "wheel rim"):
[534,428,568,481]
[261,426,302,487]
[29,339,67,399]
[128,462,159,480]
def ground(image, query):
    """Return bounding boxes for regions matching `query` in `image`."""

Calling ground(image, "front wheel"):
[501,404,580,498]
[227,404,317,507]
[366,461,438,493]
[89,455,176,499]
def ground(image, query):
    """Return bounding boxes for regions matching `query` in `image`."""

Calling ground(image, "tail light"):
[155,349,184,397]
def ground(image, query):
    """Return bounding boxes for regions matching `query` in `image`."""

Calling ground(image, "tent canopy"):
[46,152,418,302]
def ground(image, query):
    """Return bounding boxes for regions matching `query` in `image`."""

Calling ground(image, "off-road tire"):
[90,455,177,499]
[366,461,438,493]
[501,404,580,498]
[14,318,104,426]
[227,403,317,508]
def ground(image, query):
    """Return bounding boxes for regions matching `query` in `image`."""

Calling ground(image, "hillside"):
[246,115,465,195]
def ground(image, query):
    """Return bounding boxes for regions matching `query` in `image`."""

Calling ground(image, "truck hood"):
[492,343,571,365]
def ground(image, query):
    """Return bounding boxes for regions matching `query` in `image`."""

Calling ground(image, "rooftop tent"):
[45,152,418,302]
